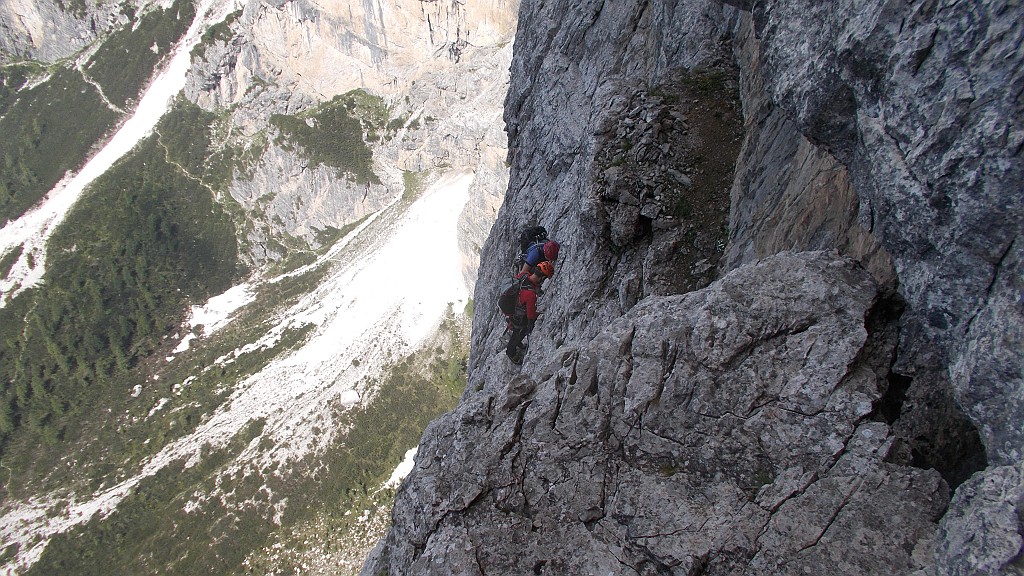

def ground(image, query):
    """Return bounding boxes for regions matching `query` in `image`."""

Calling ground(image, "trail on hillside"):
[0,0,241,306]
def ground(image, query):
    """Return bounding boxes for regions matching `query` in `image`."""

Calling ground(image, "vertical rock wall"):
[727,2,1022,572]
[366,0,1022,574]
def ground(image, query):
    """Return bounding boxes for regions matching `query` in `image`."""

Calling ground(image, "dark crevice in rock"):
[715,317,816,374]
[763,470,821,515]
[876,371,912,425]
[687,553,711,576]
[549,376,565,430]
[498,404,528,460]
[796,479,863,554]
[866,290,912,423]
[910,27,939,75]
[965,233,1019,335]
[636,546,678,576]
[909,425,987,491]
[606,543,645,576]
[422,484,491,553]
[586,371,599,397]
[472,538,486,574]
[860,290,910,421]
[859,288,988,489]
[637,213,653,238]
[875,353,988,488]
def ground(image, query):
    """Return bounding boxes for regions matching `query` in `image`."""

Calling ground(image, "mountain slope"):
[0,0,518,573]
[364,0,1022,574]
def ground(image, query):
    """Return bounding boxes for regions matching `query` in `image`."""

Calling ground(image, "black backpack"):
[518,226,548,256]
[497,276,525,317]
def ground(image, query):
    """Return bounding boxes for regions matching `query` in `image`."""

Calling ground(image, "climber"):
[515,225,560,277]
[502,260,554,365]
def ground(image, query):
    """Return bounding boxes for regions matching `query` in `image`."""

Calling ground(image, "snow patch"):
[384,448,418,488]
[173,283,256,352]
[0,0,243,306]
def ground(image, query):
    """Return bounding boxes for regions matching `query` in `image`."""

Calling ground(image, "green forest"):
[28,311,469,576]
[0,0,195,225]
[0,67,118,224]
[0,123,239,471]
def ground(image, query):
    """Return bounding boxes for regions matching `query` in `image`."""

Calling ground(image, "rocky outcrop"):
[366,0,1022,574]
[184,0,517,273]
[227,141,396,253]
[0,0,126,63]
[366,252,949,574]
[725,2,1022,572]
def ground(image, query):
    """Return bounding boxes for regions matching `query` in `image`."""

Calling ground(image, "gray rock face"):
[936,465,1024,576]
[727,2,1023,572]
[182,0,517,274]
[227,142,396,254]
[724,17,896,287]
[736,0,1023,462]
[365,252,949,575]
[366,0,1022,574]
[0,0,126,63]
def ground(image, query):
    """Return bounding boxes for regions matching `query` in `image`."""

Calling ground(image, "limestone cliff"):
[2,0,516,279]
[182,0,515,273]
[364,0,1022,574]
[0,0,125,63]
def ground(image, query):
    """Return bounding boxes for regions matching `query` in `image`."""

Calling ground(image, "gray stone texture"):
[366,252,950,575]
[367,0,1023,574]
[0,0,126,63]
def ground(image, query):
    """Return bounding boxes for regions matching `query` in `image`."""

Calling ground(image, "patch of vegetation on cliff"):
[157,97,220,175]
[84,0,196,109]
[270,90,390,185]
[592,62,743,296]
[198,9,243,50]
[55,0,88,18]
[155,96,267,257]
[156,97,263,191]
[402,169,429,201]
[0,132,240,483]
[0,66,119,224]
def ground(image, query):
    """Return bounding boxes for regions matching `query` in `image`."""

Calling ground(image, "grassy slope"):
[0,7,467,571]
[0,0,195,225]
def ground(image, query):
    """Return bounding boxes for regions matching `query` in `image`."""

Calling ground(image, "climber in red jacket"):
[505,261,554,364]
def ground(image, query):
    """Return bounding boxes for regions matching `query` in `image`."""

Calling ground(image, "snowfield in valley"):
[0,0,474,567]
[0,171,472,572]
